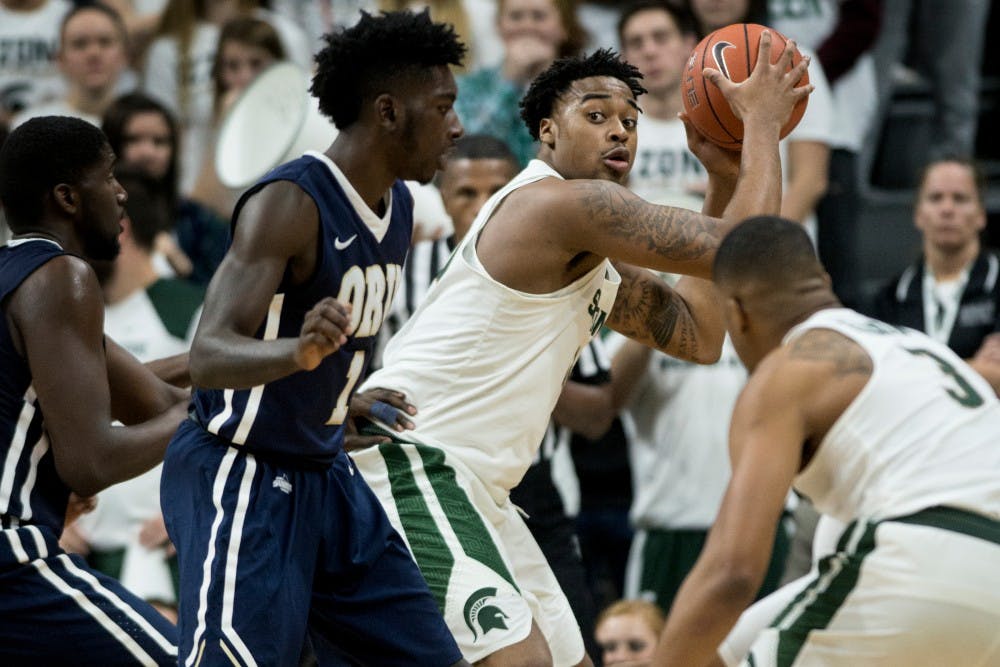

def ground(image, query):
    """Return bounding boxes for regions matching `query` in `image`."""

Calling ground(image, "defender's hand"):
[294,298,353,371]
[344,388,417,452]
[350,387,417,431]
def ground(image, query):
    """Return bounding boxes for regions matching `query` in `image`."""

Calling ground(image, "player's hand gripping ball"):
[682,23,809,150]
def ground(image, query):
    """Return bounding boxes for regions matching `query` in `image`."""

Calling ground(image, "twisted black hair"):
[0,116,109,232]
[310,9,466,130]
[519,49,647,141]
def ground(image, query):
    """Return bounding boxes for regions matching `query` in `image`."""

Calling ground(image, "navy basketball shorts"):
[161,419,463,667]
[0,520,178,665]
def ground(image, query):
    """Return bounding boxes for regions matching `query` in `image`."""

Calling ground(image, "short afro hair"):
[713,215,821,289]
[310,9,466,130]
[520,49,646,141]
[0,116,109,232]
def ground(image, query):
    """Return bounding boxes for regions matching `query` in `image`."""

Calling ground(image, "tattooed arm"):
[558,37,807,281]
[603,157,734,363]
[607,266,723,363]
[652,327,870,666]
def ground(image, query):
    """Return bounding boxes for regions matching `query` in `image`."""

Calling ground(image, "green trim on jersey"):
[379,441,454,612]
[771,521,877,666]
[145,278,204,340]
[416,445,519,592]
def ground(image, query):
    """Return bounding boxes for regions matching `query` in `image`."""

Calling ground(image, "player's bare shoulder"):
[483,175,573,246]
[230,179,321,273]
[12,253,102,317]
[739,327,872,448]
[785,327,873,378]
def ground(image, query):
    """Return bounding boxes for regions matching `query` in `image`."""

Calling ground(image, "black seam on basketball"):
[743,24,751,80]
[700,36,739,144]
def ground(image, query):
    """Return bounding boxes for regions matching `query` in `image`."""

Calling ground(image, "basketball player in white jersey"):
[653,216,1000,666]
[350,38,811,667]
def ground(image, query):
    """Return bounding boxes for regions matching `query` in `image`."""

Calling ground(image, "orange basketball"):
[681,23,808,150]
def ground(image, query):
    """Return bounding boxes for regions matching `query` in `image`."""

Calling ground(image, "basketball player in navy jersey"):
[0,116,187,664]
[158,10,469,666]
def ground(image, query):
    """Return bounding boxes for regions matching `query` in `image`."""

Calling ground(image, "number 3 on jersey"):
[905,347,984,408]
[327,350,365,424]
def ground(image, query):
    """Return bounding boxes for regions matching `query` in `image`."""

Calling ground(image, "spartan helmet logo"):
[463,587,510,641]
[712,41,737,80]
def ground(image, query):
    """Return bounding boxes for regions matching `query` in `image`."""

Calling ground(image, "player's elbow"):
[711,554,767,606]
[804,177,829,209]
[575,410,616,441]
[814,176,829,201]
[692,344,723,365]
[55,456,106,498]
[188,335,218,387]
[684,333,724,365]
[707,566,761,610]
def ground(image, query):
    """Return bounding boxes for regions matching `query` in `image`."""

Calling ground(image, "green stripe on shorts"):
[417,445,519,593]
[379,441,454,612]
[890,505,1000,545]
[771,521,877,666]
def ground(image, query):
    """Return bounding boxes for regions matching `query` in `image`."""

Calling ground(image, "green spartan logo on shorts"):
[463,587,510,641]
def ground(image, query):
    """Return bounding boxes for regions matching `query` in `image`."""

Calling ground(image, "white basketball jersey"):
[786,308,1000,523]
[359,160,620,501]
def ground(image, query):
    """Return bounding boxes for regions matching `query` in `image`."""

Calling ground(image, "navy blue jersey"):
[0,239,71,535]
[191,154,412,462]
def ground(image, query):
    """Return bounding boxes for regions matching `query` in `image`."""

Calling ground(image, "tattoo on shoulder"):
[571,181,719,261]
[788,329,873,376]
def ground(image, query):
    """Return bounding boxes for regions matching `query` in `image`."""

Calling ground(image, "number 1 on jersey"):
[328,350,366,424]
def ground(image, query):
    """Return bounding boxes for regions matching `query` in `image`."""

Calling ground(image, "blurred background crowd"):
[1,0,997,665]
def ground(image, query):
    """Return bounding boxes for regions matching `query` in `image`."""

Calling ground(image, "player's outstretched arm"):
[652,330,870,666]
[8,256,189,497]
[189,181,351,388]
